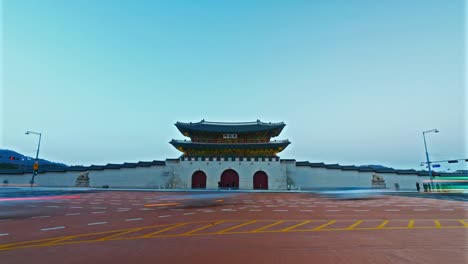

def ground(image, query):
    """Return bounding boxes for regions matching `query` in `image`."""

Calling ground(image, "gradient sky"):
[1,0,466,171]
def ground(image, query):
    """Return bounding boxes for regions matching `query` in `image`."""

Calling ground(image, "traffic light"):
[33,162,39,173]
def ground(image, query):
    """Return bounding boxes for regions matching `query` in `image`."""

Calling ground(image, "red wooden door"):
[192,170,207,189]
[253,171,268,190]
[220,169,239,188]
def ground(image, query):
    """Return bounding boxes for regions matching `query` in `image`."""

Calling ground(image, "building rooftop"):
[175,120,286,136]
[170,139,291,150]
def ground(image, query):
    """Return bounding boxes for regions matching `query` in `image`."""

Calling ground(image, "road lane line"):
[159,215,171,218]
[143,223,187,237]
[282,220,312,231]
[273,210,288,212]
[125,218,143,221]
[347,220,364,230]
[41,226,65,231]
[65,213,80,216]
[377,220,389,229]
[145,203,179,207]
[0,233,9,236]
[32,216,50,219]
[253,221,285,232]
[183,213,195,215]
[88,222,108,226]
[183,221,225,235]
[313,220,337,231]
[217,221,257,234]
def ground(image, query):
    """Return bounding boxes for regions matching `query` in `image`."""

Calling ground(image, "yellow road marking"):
[253,220,285,232]
[377,220,389,229]
[458,220,468,227]
[434,220,442,228]
[347,220,363,230]
[183,221,225,235]
[312,220,336,231]
[0,222,173,250]
[0,225,467,252]
[143,223,187,237]
[217,220,256,234]
[407,220,415,229]
[281,221,312,231]
[41,236,76,245]
[97,228,144,241]
[2,219,468,252]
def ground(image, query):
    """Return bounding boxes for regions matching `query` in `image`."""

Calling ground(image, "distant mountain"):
[0,149,68,169]
[359,164,394,170]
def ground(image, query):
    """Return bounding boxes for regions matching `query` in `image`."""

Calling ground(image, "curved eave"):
[175,121,285,137]
[170,140,290,150]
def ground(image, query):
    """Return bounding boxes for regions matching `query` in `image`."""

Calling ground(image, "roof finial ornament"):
[202,119,205,122]
[257,119,260,123]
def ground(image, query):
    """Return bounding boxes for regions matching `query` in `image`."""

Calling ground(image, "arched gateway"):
[191,170,207,189]
[253,171,268,190]
[170,120,291,190]
[220,169,239,188]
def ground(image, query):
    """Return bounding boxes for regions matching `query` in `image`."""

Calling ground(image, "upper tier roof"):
[175,120,286,136]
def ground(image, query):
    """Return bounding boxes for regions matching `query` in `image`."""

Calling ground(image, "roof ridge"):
[177,120,284,125]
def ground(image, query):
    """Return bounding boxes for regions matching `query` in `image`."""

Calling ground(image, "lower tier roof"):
[169,140,290,150]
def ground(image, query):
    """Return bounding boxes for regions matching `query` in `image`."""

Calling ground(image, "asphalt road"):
[0,189,467,264]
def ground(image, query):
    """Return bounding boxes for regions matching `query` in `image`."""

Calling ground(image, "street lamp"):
[25,130,42,187]
[422,129,439,181]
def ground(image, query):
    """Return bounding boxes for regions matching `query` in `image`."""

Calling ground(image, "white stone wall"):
[292,166,429,191]
[0,161,430,191]
[0,165,169,188]
[375,173,429,191]
[0,173,34,186]
[294,167,373,189]
[174,158,287,189]
[83,166,168,188]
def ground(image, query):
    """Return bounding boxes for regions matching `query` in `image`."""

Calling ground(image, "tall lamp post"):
[25,131,42,187]
[422,129,439,181]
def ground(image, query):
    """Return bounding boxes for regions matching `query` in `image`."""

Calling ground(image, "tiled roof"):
[0,160,167,174]
[175,120,286,136]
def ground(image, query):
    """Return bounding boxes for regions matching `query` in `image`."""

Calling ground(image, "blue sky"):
[1,0,466,170]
